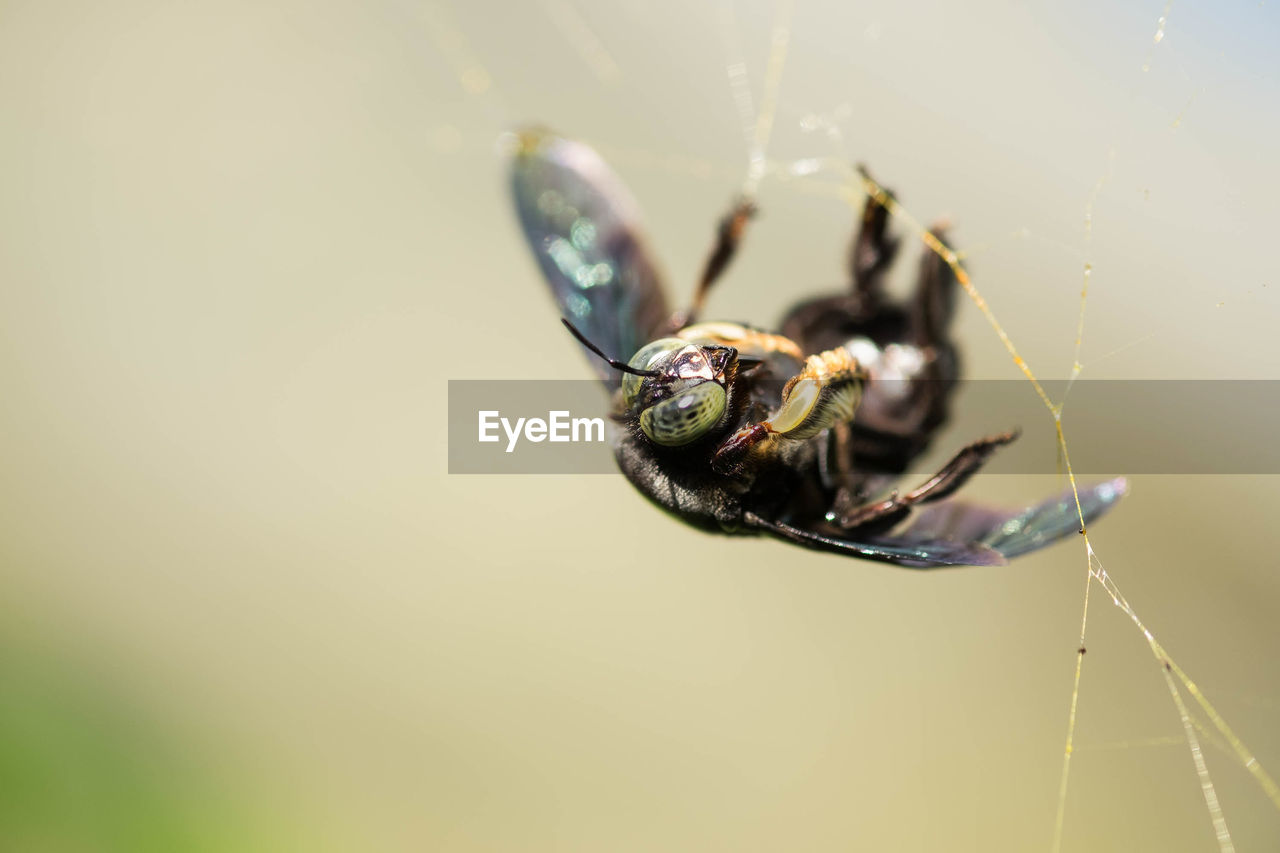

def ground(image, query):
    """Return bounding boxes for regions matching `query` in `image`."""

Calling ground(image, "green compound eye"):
[621,338,685,408]
[639,381,727,447]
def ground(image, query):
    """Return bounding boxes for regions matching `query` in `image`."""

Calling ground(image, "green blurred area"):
[0,637,280,853]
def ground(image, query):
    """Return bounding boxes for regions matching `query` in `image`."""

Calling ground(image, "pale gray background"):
[2,1,1278,850]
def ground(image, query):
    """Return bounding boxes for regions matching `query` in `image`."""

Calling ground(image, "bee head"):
[620,338,734,447]
[561,319,735,447]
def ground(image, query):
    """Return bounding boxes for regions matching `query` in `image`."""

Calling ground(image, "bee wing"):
[894,477,1128,560]
[746,477,1126,568]
[510,128,672,388]
[745,513,1009,568]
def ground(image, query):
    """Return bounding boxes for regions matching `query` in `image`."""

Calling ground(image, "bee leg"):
[850,165,901,300]
[824,423,878,515]
[712,348,866,476]
[667,198,756,331]
[821,421,853,491]
[832,430,1018,531]
[909,223,959,350]
[779,166,904,346]
[711,422,771,477]
[839,222,963,470]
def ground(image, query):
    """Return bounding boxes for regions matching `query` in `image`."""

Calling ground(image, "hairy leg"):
[667,198,756,331]
[832,430,1018,531]
[850,165,901,300]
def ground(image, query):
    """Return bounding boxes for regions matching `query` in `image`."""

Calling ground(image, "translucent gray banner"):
[447,380,1279,474]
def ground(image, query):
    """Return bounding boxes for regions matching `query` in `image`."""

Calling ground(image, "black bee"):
[510,128,1124,567]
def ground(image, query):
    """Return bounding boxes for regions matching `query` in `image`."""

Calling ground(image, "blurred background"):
[2,0,1279,850]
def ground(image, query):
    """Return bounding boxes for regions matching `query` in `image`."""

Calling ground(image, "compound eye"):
[639,381,727,447]
[621,337,685,407]
[670,345,716,380]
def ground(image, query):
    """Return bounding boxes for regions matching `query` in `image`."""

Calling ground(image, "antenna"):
[560,318,659,377]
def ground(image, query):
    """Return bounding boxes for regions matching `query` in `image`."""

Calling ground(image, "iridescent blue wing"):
[891,477,1129,561]
[747,477,1127,568]
[510,129,672,388]
[746,513,1009,568]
